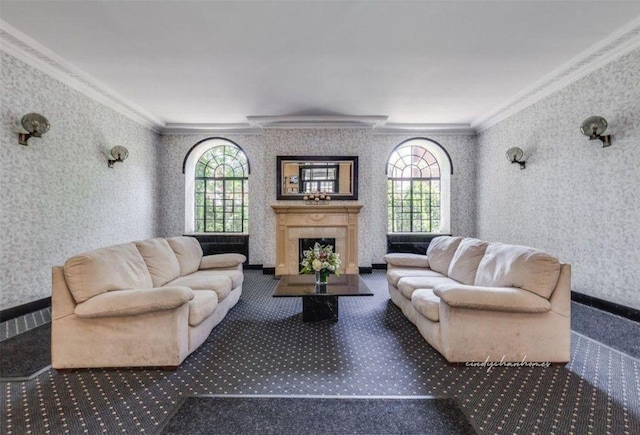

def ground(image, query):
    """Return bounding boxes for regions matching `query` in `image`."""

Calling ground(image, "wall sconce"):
[108,146,129,168]
[18,113,50,146]
[580,116,612,147]
[505,147,526,170]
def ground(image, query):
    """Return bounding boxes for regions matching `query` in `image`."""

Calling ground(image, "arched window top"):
[386,137,451,234]
[183,138,250,234]
[196,144,249,178]
[387,144,441,179]
[182,137,251,174]
[385,137,453,175]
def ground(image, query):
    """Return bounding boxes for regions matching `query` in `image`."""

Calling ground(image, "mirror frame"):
[276,156,358,200]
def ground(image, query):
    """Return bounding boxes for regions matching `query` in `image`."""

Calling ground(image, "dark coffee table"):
[273,274,373,322]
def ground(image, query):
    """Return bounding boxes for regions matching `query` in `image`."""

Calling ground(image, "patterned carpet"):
[1,270,639,434]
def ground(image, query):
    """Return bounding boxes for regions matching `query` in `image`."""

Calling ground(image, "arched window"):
[387,138,451,234]
[183,138,249,233]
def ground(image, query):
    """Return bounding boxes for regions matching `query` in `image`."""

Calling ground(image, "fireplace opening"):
[299,238,336,272]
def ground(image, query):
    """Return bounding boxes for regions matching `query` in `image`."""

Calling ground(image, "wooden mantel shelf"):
[271,204,363,214]
[271,204,363,275]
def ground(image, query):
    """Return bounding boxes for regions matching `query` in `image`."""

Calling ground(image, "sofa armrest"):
[199,253,247,270]
[433,283,551,313]
[383,253,430,268]
[74,286,194,318]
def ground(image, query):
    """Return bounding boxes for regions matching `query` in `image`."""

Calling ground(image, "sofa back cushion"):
[447,238,489,285]
[474,243,561,299]
[64,243,153,303]
[134,238,181,287]
[167,236,203,276]
[426,236,463,275]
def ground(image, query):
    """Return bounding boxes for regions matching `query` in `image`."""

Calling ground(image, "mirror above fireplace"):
[277,156,358,200]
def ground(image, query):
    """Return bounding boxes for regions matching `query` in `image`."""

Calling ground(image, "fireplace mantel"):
[271,204,363,275]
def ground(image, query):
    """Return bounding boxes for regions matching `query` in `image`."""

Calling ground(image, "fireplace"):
[271,204,362,275]
[298,238,336,272]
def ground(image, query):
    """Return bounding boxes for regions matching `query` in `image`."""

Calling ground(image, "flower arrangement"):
[303,191,331,204]
[300,243,341,282]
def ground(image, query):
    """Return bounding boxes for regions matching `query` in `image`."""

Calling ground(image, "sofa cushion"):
[188,291,219,327]
[387,268,446,287]
[426,236,463,275]
[189,269,244,290]
[200,253,247,269]
[397,276,459,299]
[475,243,561,299]
[411,289,440,322]
[447,238,489,285]
[166,274,232,302]
[167,236,203,276]
[383,253,430,268]
[64,243,153,303]
[433,283,551,313]
[135,238,181,287]
[74,286,193,318]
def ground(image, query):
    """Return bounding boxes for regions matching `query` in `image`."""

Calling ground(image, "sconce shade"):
[506,147,526,170]
[108,146,129,168]
[110,146,129,161]
[505,147,523,162]
[18,113,50,145]
[580,116,608,139]
[21,113,50,136]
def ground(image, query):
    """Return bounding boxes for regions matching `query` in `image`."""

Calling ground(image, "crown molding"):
[0,20,165,133]
[2,15,637,136]
[473,17,640,133]
[247,115,388,129]
[162,123,263,136]
[371,123,476,136]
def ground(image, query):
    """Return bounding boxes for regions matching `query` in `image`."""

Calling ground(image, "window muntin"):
[194,144,248,233]
[301,164,338,193]
[387,144,442,233]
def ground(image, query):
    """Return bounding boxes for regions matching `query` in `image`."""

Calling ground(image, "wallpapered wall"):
[0,52,161,310]
[476,48,640,310]
[158,130,478,267]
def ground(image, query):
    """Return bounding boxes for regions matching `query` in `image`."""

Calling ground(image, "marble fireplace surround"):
[271,204,363,275]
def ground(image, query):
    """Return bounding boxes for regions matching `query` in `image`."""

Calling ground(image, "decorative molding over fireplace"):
[271,204,363,275]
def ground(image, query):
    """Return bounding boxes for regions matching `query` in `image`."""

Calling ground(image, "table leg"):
[302,296,339,322]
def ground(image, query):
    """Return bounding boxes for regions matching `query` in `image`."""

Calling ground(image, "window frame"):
[386,138,452,235]
[183,138,250,234]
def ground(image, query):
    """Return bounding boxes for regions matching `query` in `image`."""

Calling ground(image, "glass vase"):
[315,270,330,285]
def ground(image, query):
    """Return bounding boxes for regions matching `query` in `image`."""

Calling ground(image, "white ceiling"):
[1,1,639,130]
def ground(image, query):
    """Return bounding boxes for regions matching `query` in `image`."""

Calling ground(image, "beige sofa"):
[51,236,246,369]
[384,236,571,363]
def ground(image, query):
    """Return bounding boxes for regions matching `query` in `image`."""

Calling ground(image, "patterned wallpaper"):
[476,48,640,309]
[0,52,161,310]
[8,42,635,311]
[158,130,478,267]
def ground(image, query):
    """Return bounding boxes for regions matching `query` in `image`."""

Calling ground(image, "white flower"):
[312,259,322,271]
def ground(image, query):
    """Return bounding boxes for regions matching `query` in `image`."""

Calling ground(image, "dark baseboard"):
[0,297,51,322]
[359,267,372,274]
[244,264,263,270]
[372,263,387,270]
[262,267,276,275]
[5,279,637,326]
[572,291,640,323]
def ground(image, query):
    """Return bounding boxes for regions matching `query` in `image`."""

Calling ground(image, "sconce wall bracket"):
[18,132,35,146]
[593,135,612,147]
[511,159,526,170]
